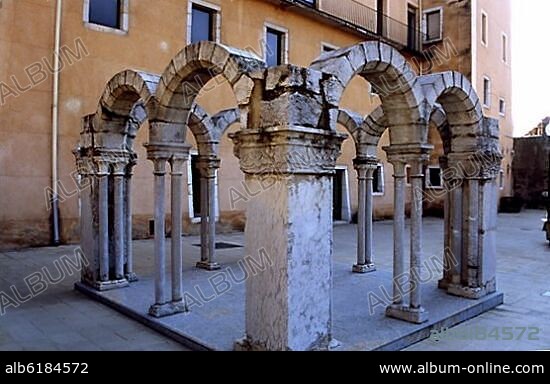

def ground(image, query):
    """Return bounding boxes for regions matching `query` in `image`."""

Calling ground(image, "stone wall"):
[513,136,549,208]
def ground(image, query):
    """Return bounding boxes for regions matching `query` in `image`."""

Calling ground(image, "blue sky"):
[512,0,550,136]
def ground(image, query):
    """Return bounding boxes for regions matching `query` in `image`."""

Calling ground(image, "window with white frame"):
[423,7,443,43]
[84,0,129,33]
[373,164,385,195]
[499,98,506,116]
[501,32,508,63]
[499,169,505,190]
[405,165,412,186]
[187,152,219,222]
[187,0,221,44]
[265,24,288,67]
[481,11,488,46]
[426,166,443,189]
[483,76,491,108]
[321,42,339,54]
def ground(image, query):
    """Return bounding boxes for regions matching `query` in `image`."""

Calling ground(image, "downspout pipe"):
[51,0,63,246]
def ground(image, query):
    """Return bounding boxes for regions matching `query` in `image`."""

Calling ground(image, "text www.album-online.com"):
[379,362,545,374]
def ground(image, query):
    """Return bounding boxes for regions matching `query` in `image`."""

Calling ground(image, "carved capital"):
[230,127,346,176]
[197,157,221,179]
[447,150,503,180]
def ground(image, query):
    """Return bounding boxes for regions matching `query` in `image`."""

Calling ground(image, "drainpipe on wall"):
[51,0,63,246]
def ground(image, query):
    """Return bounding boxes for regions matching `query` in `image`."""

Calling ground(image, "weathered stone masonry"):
[75,41,502,350]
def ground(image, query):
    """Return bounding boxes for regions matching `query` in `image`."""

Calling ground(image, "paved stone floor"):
[0,210,549,351]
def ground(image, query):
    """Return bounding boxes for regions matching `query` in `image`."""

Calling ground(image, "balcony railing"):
[289,0,426,53]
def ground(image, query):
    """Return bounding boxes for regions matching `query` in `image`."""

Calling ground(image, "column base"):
[125,272,139,283]
[148,301,188,318]
[234,335,335,351]
[196,261,221,271]
[87,278,129,292]
[447,279,496,300]
[386,304,429,324]
[352,263,376,274]
[438,278,451,290]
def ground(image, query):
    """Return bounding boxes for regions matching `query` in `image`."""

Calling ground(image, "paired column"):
[94,158,129,291]
[124,160,138,282]
[388,158,407,308]
[196,157,221,271]
[385,147,431,324]
[112,162,126,281]
[147,144,190,318]
[170,157,186,308]
[97,160,110,284]
[352,158,377,274]
[438,156,462,290]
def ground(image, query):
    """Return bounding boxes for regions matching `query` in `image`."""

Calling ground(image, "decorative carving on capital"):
[447,150,503,180]
[170,157,188,176]
[230,128,346,176]
[197,157,221,179]
[145,142,192,162]
[353,157,378,179]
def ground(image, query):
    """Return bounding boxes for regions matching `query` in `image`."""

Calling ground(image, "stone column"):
[112,162,126,281]
[231,65,346,351]
[197,157,221,271]
[386,157,407,307]
[146,143,189,317]
[75,153,99,288]
[385,146,432,324]
[408,157,428,313]
[169,156,187,312]
[438,156,462,290]
[352,158,377,273]
[97,160,111,284]
[150,156,168,316]
[125,160,138,282]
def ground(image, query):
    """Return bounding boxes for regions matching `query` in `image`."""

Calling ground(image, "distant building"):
[0,0,513,249]
[513,118,549,208]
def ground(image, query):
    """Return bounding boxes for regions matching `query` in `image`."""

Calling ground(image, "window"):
[333,166,351,222]
[321,43,339,53]
[84,0,128,33]
[407,5,419,51]
[297,0,316,6]
[501,33,508,63]
[426,166,443,189]
[499,170,505,190]
[265,25,288,67]
[187,152,219,223]
[423,7,443,43]
[89,0,121,29]
[405,165,412,186]
[187,1,220,44]
[481,11,488,46]
[499,98,506,116]
[373,164,385,195]
[483,76,491,108]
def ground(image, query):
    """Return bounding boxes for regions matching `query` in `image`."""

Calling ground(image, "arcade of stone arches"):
[74,41,502,351]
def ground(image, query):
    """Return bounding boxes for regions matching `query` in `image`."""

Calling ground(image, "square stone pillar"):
[231,65,346,351]
[446,150,501,299]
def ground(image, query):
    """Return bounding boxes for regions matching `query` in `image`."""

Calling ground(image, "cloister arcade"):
[74,41,502,351]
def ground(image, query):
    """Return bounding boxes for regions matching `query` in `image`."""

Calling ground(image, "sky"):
[512,0,550,136]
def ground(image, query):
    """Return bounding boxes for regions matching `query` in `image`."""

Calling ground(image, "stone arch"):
[187,105,240,157]
[95,69,160,150]
[419,71,483,154]
[310,41,424,144]
[430,103,451,155]
[153,41,264,143]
